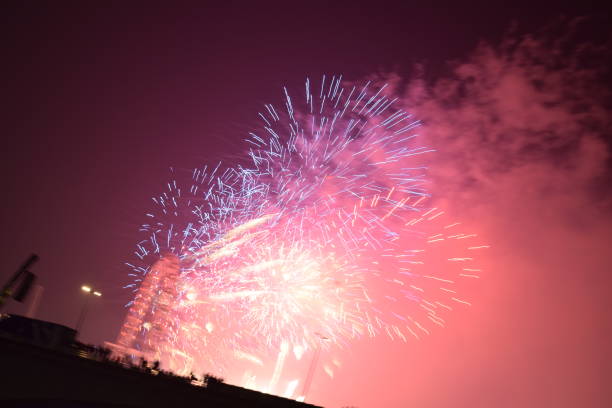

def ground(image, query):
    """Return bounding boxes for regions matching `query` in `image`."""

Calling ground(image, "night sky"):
[2,2,611,407]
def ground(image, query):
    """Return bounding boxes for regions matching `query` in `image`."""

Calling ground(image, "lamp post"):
[76,285,101,335]
[300,333,330,402]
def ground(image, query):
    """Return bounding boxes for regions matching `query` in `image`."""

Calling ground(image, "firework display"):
[118,76,486,393]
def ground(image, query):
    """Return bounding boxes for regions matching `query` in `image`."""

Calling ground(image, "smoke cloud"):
[325,20,612,408]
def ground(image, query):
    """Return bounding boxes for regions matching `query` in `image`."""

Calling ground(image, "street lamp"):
[76,285,102,335]
[299,333,330,402]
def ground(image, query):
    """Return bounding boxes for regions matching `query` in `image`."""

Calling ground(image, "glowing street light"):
[76,285,102,336]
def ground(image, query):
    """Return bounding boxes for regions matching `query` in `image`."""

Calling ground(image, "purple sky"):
[2,3,611,407]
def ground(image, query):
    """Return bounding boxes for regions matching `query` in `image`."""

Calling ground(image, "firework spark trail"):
[121,75,486,379]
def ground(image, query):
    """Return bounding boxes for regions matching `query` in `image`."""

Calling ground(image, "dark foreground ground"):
[0,317,320,408]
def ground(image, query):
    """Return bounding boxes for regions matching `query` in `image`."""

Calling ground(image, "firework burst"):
[117,75,486,384]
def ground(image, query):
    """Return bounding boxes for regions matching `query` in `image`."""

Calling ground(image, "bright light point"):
[284,379,300,398]
[205,322,214,333]
[81,285,91,292]
[93,291,102,296]
[293,345,304,360]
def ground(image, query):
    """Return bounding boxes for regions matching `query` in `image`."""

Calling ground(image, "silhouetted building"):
[0,313,75,351]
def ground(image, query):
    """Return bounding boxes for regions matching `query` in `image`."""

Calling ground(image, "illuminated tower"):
[112,254,181,366]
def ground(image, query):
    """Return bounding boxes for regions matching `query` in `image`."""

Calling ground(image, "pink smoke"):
[316,20,612,408]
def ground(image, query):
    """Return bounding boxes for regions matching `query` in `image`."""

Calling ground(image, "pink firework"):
[118,76,486,389]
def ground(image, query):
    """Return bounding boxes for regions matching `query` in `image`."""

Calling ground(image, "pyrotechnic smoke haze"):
[324,20,611,408]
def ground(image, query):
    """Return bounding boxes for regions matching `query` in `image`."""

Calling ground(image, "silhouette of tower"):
[112,254,181,365]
